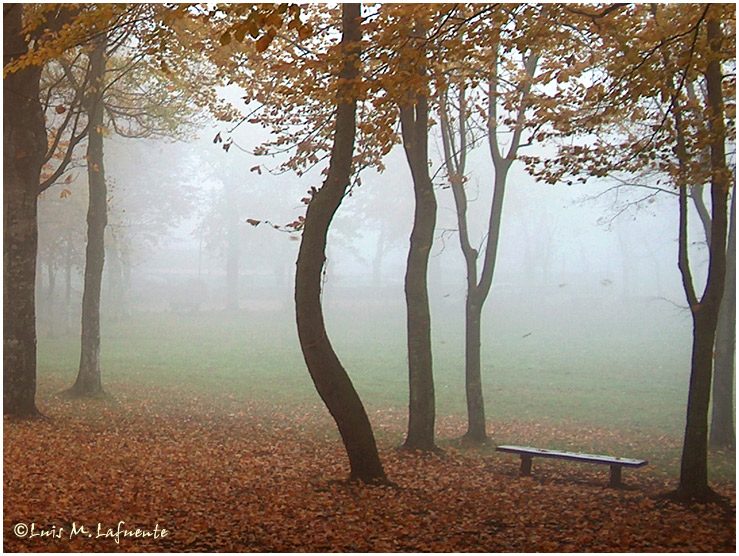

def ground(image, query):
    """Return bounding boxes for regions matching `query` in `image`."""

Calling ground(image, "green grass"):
[37,303,734,482]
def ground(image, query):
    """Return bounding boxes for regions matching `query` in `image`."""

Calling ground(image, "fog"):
[35,109,707,400]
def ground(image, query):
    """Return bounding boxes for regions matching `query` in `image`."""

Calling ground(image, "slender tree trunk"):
[692,184,735,450]
[70,34,108,397]
[120,245,131,318]
[295,3,387,484]
[680,309,722,498]
[46,259,57,337]
[710,193,735,448]
[225,181,240,311]
[46,260,57,303]
[372,222,385,289]
[105,236,121,319]
[400,84,438,453]
[464,299,487,440]
[64,239,74,335]
[674,11,729,501]
[438,47,535,443]
[3,5,47,417]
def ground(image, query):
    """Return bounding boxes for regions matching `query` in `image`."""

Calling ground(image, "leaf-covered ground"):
[4,376,735,552]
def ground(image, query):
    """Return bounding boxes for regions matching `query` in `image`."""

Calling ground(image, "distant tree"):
[58,7,217,397]
[104,139,203,315]
[196,159,248,312]
[37,180,87,336]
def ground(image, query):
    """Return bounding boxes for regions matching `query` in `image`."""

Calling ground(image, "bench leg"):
[609,465,622,488]
[520,455,533,476]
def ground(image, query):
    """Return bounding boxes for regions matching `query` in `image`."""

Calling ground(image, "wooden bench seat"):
[496,445,647,488]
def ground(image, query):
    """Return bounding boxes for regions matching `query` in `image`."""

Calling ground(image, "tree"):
[59,5,219,396]
[37,184,86,336]
[4,4,49,416]
[69,32,108,397]
[438,6,540,443]
[397,21,439,452]
[3,4,87,416]
[294,3,387,483]
[200,3,445,454]
[673,7,732,502]
[710,191,735,448]
[4,3,239,408]
[526,4,735,501]
[195,156,249,312]
[3,3,158,413]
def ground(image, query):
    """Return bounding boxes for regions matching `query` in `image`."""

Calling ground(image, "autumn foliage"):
[3,375,735,553]
[3,2,736,551]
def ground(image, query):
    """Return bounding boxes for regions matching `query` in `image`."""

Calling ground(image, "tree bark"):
[674,10,729,502]
[3,5,48,417]
[294,3,387,484]
[70,33,108,397]
[400,77,438,453]
[710,191,735,448]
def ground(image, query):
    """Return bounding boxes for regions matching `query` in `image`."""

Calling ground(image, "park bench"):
[496,445,647,488]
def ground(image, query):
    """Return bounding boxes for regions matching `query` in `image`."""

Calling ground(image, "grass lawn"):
[35,302,735,484]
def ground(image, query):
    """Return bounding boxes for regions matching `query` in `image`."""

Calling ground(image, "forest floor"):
[4,373,735,553]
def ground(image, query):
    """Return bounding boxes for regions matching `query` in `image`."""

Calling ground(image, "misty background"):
[34,103,707,424]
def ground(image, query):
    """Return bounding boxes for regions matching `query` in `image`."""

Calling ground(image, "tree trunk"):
[64,239,74,335]
[46,260,57,303]
[294,3,387,484]
[70,34,108,397]
[120,245,131,318]
[710,193,735,449]
[225,181,240,311]
[372,222,385,289]
[46,259,57,337]
[105,236,122,319]
[400,91,438,453]
[464,299,487,441]
[3,5,47,417]
[674,11,729,502]
[680,310,722,499]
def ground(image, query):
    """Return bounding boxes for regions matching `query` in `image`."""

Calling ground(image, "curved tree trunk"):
[295,3,387,484]
[3,5,47,417]
[400,87,438,453]
[70,33,108,397]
